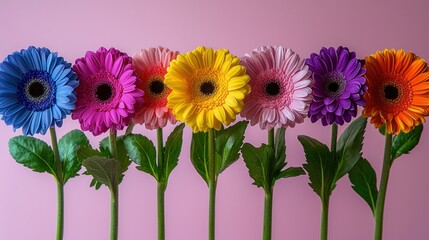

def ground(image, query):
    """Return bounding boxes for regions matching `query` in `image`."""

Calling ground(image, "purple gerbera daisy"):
[306,46,367,126]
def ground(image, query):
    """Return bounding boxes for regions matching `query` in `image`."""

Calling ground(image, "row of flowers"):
[0,45,428,240]
[4,46,419,137]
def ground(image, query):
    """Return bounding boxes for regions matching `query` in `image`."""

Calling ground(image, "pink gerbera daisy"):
[240,46,313,130]
[132,47,178,129]
[72,47,144,135]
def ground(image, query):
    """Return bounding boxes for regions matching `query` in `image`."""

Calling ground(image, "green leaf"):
[58,130,90,183]
[9,136,56,177]
[241,143,274,191]
[334,116,367,184]
[190,131,209,184]
[115,138,132,177]
[391,124,423,161]
[100,136,132,183]
[163,123,185,186]
[215,121,248,174]
[348,158,378,214]
[242,128,302,191]
[99,137,111,157]
[276,166,306,180]
[76,145,103,189]
[82,157,120,191]
[298,135,335,201]
[77,146,102,163]
[90,178,103,190]
[124,134,158,181]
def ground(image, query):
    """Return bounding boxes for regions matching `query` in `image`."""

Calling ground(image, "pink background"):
[1,0,429,239]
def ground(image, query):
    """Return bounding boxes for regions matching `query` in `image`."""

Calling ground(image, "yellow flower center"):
[190,68,228,110]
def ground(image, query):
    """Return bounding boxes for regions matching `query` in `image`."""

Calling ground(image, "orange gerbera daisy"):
[363,49,429,135]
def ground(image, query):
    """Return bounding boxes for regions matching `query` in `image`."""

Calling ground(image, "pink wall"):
[1,0,429,239]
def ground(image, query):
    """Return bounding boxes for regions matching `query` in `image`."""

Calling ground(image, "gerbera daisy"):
[164,46,251,132]
[0,46,78,136]
[240,46,313,130]
[72,47,144,136]
[306,46,367,126]
[363,49,429,135]
[132,47,179,129]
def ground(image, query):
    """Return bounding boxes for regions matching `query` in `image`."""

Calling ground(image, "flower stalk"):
[109,129,119,240]
[50,127,64,240]
[320,123,337,240]
[374,133,393,240]
[208,128,216,240]
[110,187,119,240]
[125,121,135,136]
[157,127,166,240]
[263,129,275,240]
[263,190,273,240]
[320,199,329,240]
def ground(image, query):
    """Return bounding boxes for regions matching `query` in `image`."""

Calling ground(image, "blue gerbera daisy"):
[0,46,78,135]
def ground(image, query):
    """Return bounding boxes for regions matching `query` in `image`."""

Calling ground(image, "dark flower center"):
[265,81,281,97]
[324,72,346,98]
[96,83,113,101]
[18,71,56,111]
[149,79,165,95]
[28,81,46,99]
[200,81,215,95]
[384,85,399,100]
[327,82,340,93]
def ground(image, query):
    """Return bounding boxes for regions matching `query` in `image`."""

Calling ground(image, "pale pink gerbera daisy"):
[72,47,144,135]
[240,46,313,130]
[132,47,179,129]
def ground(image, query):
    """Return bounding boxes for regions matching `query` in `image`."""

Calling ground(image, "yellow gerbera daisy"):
[363,49,429,135]
[164,46,251,132]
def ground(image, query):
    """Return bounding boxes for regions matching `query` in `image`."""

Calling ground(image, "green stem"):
[50,127,64,240]
[268,128,275,147]
[262,128,275,240]
[157,184,165,240]
[109,129,119,240]
[110,188,118,240]
[50,127,63,180]
[320,123,337,240]
[320,199,330,240]
[125,121,135,136]
[55,179,64,240]
[263,189,273,240]
[331,123,338,161]
[208,128,216,240]
[157,128,165,240]
[374,133,393,240]
[109,129,119,160]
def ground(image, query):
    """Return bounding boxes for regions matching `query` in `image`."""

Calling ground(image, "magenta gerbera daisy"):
[132,46,179,129]
[240,46,313,130]
[72,47,144,135]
